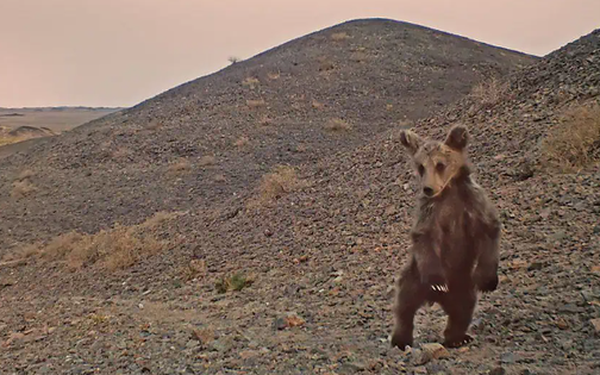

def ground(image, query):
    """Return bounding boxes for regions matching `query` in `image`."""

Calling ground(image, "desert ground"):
[0,19,598,375]
[0,107,120,147]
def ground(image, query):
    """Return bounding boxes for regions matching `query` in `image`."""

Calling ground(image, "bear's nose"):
[423,187,434,196]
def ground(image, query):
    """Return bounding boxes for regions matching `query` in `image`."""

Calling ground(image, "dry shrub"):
[1,243,41,263]
[470,76,507,109]
[228,56,240,64]
[540,103,600,173]
[317,57,335,72]
[242,77,260,88]
[267,72,280,80]
[199,155,216,166]
[324,118,352,132]
[330,32,350,41]
[145,120,163,131]
[168,159,191,174]
[234,136,249,148]
[24,211,183,271]
[249,165,306,207]
[11,180,36,198]
[246,99,266,108]
[311,100,324,109]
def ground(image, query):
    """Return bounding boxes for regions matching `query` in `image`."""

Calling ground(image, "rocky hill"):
[0,18,536,250]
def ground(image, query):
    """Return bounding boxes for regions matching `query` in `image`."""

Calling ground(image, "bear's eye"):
[417,164,425,176]
[436,162,446,173]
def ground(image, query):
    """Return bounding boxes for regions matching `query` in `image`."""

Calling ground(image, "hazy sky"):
[1,0,598,108]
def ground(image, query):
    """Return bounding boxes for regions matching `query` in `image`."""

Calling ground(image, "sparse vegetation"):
[267,71,280,80]
[246,99,267,108]
[469,76,507,109]
[330,32,350,41]
[11,180,37,199]
[167,159,191,174]
[324,118,352,132]
[242,77,260,88]
[215,272,255,293]
[234,136,250,148]
[317,57,335,72]
[199,155,216,166]
[248,165,306,207]
[540,103,600,173]
[3,211,182,271]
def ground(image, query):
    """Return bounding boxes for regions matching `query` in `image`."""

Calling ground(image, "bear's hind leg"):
[439,288,476,348]
[390,261,427,350]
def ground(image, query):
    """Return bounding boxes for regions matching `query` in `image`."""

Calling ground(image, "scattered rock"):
[591,318,600,333]
[489,367,506,375]
[412,343,450,365]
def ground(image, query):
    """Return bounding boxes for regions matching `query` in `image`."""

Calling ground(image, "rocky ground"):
[1,23,599,375]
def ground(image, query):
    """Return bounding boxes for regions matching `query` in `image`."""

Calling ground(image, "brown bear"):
[390,124,501,349]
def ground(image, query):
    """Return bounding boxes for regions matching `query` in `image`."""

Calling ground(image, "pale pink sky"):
[0,0,598,108]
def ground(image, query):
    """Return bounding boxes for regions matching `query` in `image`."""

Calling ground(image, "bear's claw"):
[431,284,448,293]
[444,334,473,348]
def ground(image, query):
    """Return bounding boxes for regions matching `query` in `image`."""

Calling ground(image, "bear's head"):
[399,124,469,198]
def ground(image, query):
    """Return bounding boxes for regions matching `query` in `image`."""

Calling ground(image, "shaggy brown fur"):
[390,124,501,349]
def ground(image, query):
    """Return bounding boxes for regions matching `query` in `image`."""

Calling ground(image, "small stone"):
[555,318,569,330]
[421,342,450,359]
[590,318,600,333]
[489,367,506,375]
[413,366,427,374]
[527,262,543,271]
[273,317,288,331]
[500,352,516,364]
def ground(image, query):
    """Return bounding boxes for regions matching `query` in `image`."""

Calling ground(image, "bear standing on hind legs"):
[390,124,501,350]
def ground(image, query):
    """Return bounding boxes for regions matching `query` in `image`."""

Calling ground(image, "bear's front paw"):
[421,273,448,293]
[476,274,498,293]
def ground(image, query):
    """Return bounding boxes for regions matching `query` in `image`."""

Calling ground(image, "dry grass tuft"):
[540,103,600,173]
[228,56,240,64]
[248,165,307,207]
[317,57,336,72]
[267,72,280,80]
[469,76,507,109]
[1,243,41,263]
[311,100,324,109]
[324,118,352,132]
[11,180,37,199]
[234,136,250,148]
[14,169,34,182]
[6,211,183,271]
[199,155,216,167]
[168,159,191,174]
[246,99,267,108]
[242,77,260,88]
[330,32,350,41]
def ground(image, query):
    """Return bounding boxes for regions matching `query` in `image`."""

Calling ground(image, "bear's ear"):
[399,130,423,156]
[444,124,469,151]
